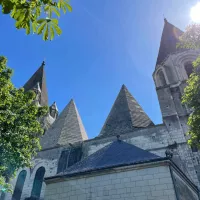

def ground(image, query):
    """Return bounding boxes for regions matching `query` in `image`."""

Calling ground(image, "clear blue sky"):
[0,0,198,138]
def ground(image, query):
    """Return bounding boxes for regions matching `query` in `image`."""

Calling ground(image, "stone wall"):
[44,164,176,200]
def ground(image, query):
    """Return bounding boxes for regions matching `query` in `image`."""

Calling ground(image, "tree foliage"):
[178,23,200,147]
[182,58,200,147]
[0,56,48,193]
[0,0,72,40]
[177,23,200,50]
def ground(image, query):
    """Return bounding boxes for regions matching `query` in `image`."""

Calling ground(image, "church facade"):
[2,19,200,200]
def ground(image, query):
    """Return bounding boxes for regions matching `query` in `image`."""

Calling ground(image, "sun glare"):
[190,2,200,23]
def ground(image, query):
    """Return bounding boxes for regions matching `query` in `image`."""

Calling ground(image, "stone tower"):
[153,19,200,182]
[153,19,200,132]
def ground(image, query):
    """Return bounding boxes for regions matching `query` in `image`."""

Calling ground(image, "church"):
[2,19,200,200]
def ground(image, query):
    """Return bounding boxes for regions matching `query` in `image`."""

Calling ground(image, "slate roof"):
[61,140,160,176]
[99,85,154,137]
[23,61,48,106]
[156,19,184,66]
[40,99,88,149]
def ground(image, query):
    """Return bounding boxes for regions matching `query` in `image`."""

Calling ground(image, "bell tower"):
[153,19,200,131]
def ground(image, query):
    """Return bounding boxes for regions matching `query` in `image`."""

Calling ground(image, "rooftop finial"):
[41,60,45,67]
[164,17,167,23]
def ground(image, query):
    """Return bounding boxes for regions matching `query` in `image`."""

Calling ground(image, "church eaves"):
[99,85,154,137]
[40,99,88,149]
[156,18,184,66]
[23,61,48,106]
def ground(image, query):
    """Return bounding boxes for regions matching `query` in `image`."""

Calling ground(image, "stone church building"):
[2,19,200,200]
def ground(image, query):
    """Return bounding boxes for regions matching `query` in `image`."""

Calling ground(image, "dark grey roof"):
[40,99,88,149]
[99,85,154,137]
[156,19,184,66]
[61,140,160,176]
[23,61,48,106]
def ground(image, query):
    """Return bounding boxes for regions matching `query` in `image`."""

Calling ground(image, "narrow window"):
[185,63,193,78]
[12,170,27,200]
[31,167,45,198]
[157,70,166,86]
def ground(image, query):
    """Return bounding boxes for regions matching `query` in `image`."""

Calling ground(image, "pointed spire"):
[23,61,48,106]
[99,85,154,137]
[49,101,59,119]
[40,99,88,149]
[156,19,184,66]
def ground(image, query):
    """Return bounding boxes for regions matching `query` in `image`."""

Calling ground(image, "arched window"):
[12,170,27,200]
[185,63,193,78]
[31,167,45,198]
[157,70,167,86]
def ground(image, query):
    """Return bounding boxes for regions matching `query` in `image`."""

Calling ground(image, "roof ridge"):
[121,85,136,127]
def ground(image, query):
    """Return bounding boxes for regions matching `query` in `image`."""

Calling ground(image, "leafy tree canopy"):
[0,56,48,193]
[0,0,72,40]
[177,23,200,147]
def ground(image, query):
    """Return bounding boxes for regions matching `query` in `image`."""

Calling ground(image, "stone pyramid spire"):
[156,18,184,66]
[40,99,88,149]
[23,61,48,106]
[99,85,154,137]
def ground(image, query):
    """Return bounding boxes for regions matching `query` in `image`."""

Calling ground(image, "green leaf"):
[54,24,62,35]
[37,18,45,24]
[26,23,30,35]
[57,0,72,13]
[66,4,72,12]
[35,6,41,18]
[51,18,58,25]
[43,24,48,41]
[15,20,23,29]
[32,21,37,33]
[51,6,60,17]
[50,25,54,40]
[37,21,46,35]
